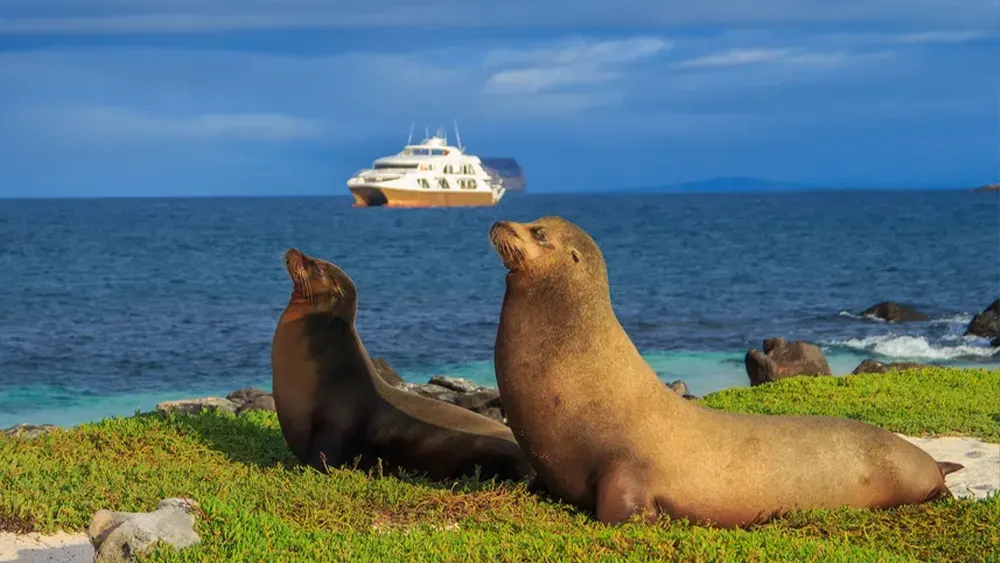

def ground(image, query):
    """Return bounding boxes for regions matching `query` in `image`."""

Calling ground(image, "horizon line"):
[0,185,988,202]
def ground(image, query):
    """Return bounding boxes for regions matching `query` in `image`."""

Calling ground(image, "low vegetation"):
[1,366,997,562]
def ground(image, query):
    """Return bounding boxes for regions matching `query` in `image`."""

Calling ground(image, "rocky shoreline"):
[3,299,996,439]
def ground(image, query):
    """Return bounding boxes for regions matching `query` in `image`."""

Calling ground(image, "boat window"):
[444,165,454,174]
[467,178,477,188]
[431,149,446,156]
[417,178,429,189]
[374,163,418,170]
[438,178,450,189]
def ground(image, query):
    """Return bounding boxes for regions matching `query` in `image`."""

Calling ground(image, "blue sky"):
[0,1,997,197]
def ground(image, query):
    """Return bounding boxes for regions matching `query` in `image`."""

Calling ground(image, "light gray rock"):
[0,423,58,439]
[155,397,238,416]
[235,394,276,416]
[88,497,201,563]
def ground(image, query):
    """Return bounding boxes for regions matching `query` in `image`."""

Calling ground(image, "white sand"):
[1,435,996,561]
[898,434,1000,500]
[0,532,92,562]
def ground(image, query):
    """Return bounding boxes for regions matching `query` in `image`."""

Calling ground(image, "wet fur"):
[490,216,963,529]
[272,249,533,482]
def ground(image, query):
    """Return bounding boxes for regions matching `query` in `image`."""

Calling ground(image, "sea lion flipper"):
[936,461,964,476]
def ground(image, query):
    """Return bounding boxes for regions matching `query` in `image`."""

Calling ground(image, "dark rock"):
[991,336,1000,348]
[965,299,1000,340]
[682,394,700,401]
[236,394,276,416]
[1,423,58,439]
[428,375,481,394]
[851,359,925,375]
[226,387,269,406]
[89,497,201,562]
[745,337,832,386]
[666,380,688,396]
[372,357,404,386]
[860,301,929,322]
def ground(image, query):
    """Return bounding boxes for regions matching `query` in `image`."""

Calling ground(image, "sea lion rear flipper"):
[936,461,964,476]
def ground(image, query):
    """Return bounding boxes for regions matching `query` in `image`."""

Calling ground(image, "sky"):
[0,1,997,198]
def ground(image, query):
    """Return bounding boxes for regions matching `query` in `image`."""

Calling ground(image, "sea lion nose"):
[490,221,517,241]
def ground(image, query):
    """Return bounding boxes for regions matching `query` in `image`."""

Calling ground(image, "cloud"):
[674,47,862,70]
[48,106,324,143]
[1,0,997,32]
[887,30,990,44]
[482,36,669,103]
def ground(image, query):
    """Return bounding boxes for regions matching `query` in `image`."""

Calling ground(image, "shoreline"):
[3,346,998,431]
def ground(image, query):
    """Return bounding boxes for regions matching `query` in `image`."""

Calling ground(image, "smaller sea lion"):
[271,248,533,482]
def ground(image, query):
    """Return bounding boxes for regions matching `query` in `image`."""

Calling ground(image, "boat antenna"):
[407,121,414,145]
[425,125,429,140]
[453,119,463,152]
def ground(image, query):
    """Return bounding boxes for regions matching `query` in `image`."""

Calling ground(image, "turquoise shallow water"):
[1,191,997,428]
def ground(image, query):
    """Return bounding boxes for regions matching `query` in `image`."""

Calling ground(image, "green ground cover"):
[2,367,997,562]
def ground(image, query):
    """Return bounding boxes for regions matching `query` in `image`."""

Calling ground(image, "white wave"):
[828,334,997,360]
[929,313,973,325]
[838,311,885,322]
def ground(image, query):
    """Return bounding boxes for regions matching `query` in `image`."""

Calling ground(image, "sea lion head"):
[489,216,606,289]
[283,248,358,319]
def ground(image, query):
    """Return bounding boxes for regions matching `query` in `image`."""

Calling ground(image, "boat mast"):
[407,121,415,145]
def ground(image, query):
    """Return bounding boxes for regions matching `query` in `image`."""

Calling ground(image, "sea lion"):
[489,216,963,528]
[271,248,533,482]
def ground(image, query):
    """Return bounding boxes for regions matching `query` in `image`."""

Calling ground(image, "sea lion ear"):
[570,249,581,263]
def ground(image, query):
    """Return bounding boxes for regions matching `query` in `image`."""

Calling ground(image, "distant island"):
[626,177,1000,194]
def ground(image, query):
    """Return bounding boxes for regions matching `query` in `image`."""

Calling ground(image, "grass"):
[1,366,998,562]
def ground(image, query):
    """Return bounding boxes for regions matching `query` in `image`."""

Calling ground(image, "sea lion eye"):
[531,227,548,243]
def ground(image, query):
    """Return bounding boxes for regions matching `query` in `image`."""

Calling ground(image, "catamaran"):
[346,123,523,208]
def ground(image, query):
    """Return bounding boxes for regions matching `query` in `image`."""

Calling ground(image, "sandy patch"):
[899,434,1000,500]
[0,435,995,561]
[0,531,91,562]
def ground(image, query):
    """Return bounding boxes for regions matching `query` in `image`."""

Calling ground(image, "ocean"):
[1,190,998,429]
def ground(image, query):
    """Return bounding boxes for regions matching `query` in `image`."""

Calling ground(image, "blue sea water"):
[1,190,998,428]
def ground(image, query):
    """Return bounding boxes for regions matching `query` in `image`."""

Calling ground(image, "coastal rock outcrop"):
[155,397,238,416]
[860,301,929,322]
[745,337,832,386]
[965,299,1000,340]
[0,423,58,439]
[88,497,201,563]
[397,375,508,423]
[226,387,276,415]
[852,359,925,375]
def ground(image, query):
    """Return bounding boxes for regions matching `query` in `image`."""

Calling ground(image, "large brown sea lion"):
[489,216,963,528]
[271,248,533,482]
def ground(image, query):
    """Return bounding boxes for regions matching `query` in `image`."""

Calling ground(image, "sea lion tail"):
[936,460,964,477]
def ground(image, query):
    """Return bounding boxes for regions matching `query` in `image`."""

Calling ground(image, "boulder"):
[155,397,238,416]
[860,301,929,322]
[745,337,832,386]
[372,357,404,386]
[851,359,925,375]
[225,387,276,415]
[226,387,269,406]
[88,497,201,563]
[0,423,58,439]
[965,299,1000,340]
[235,394,275,416]
[665,380,688,396]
